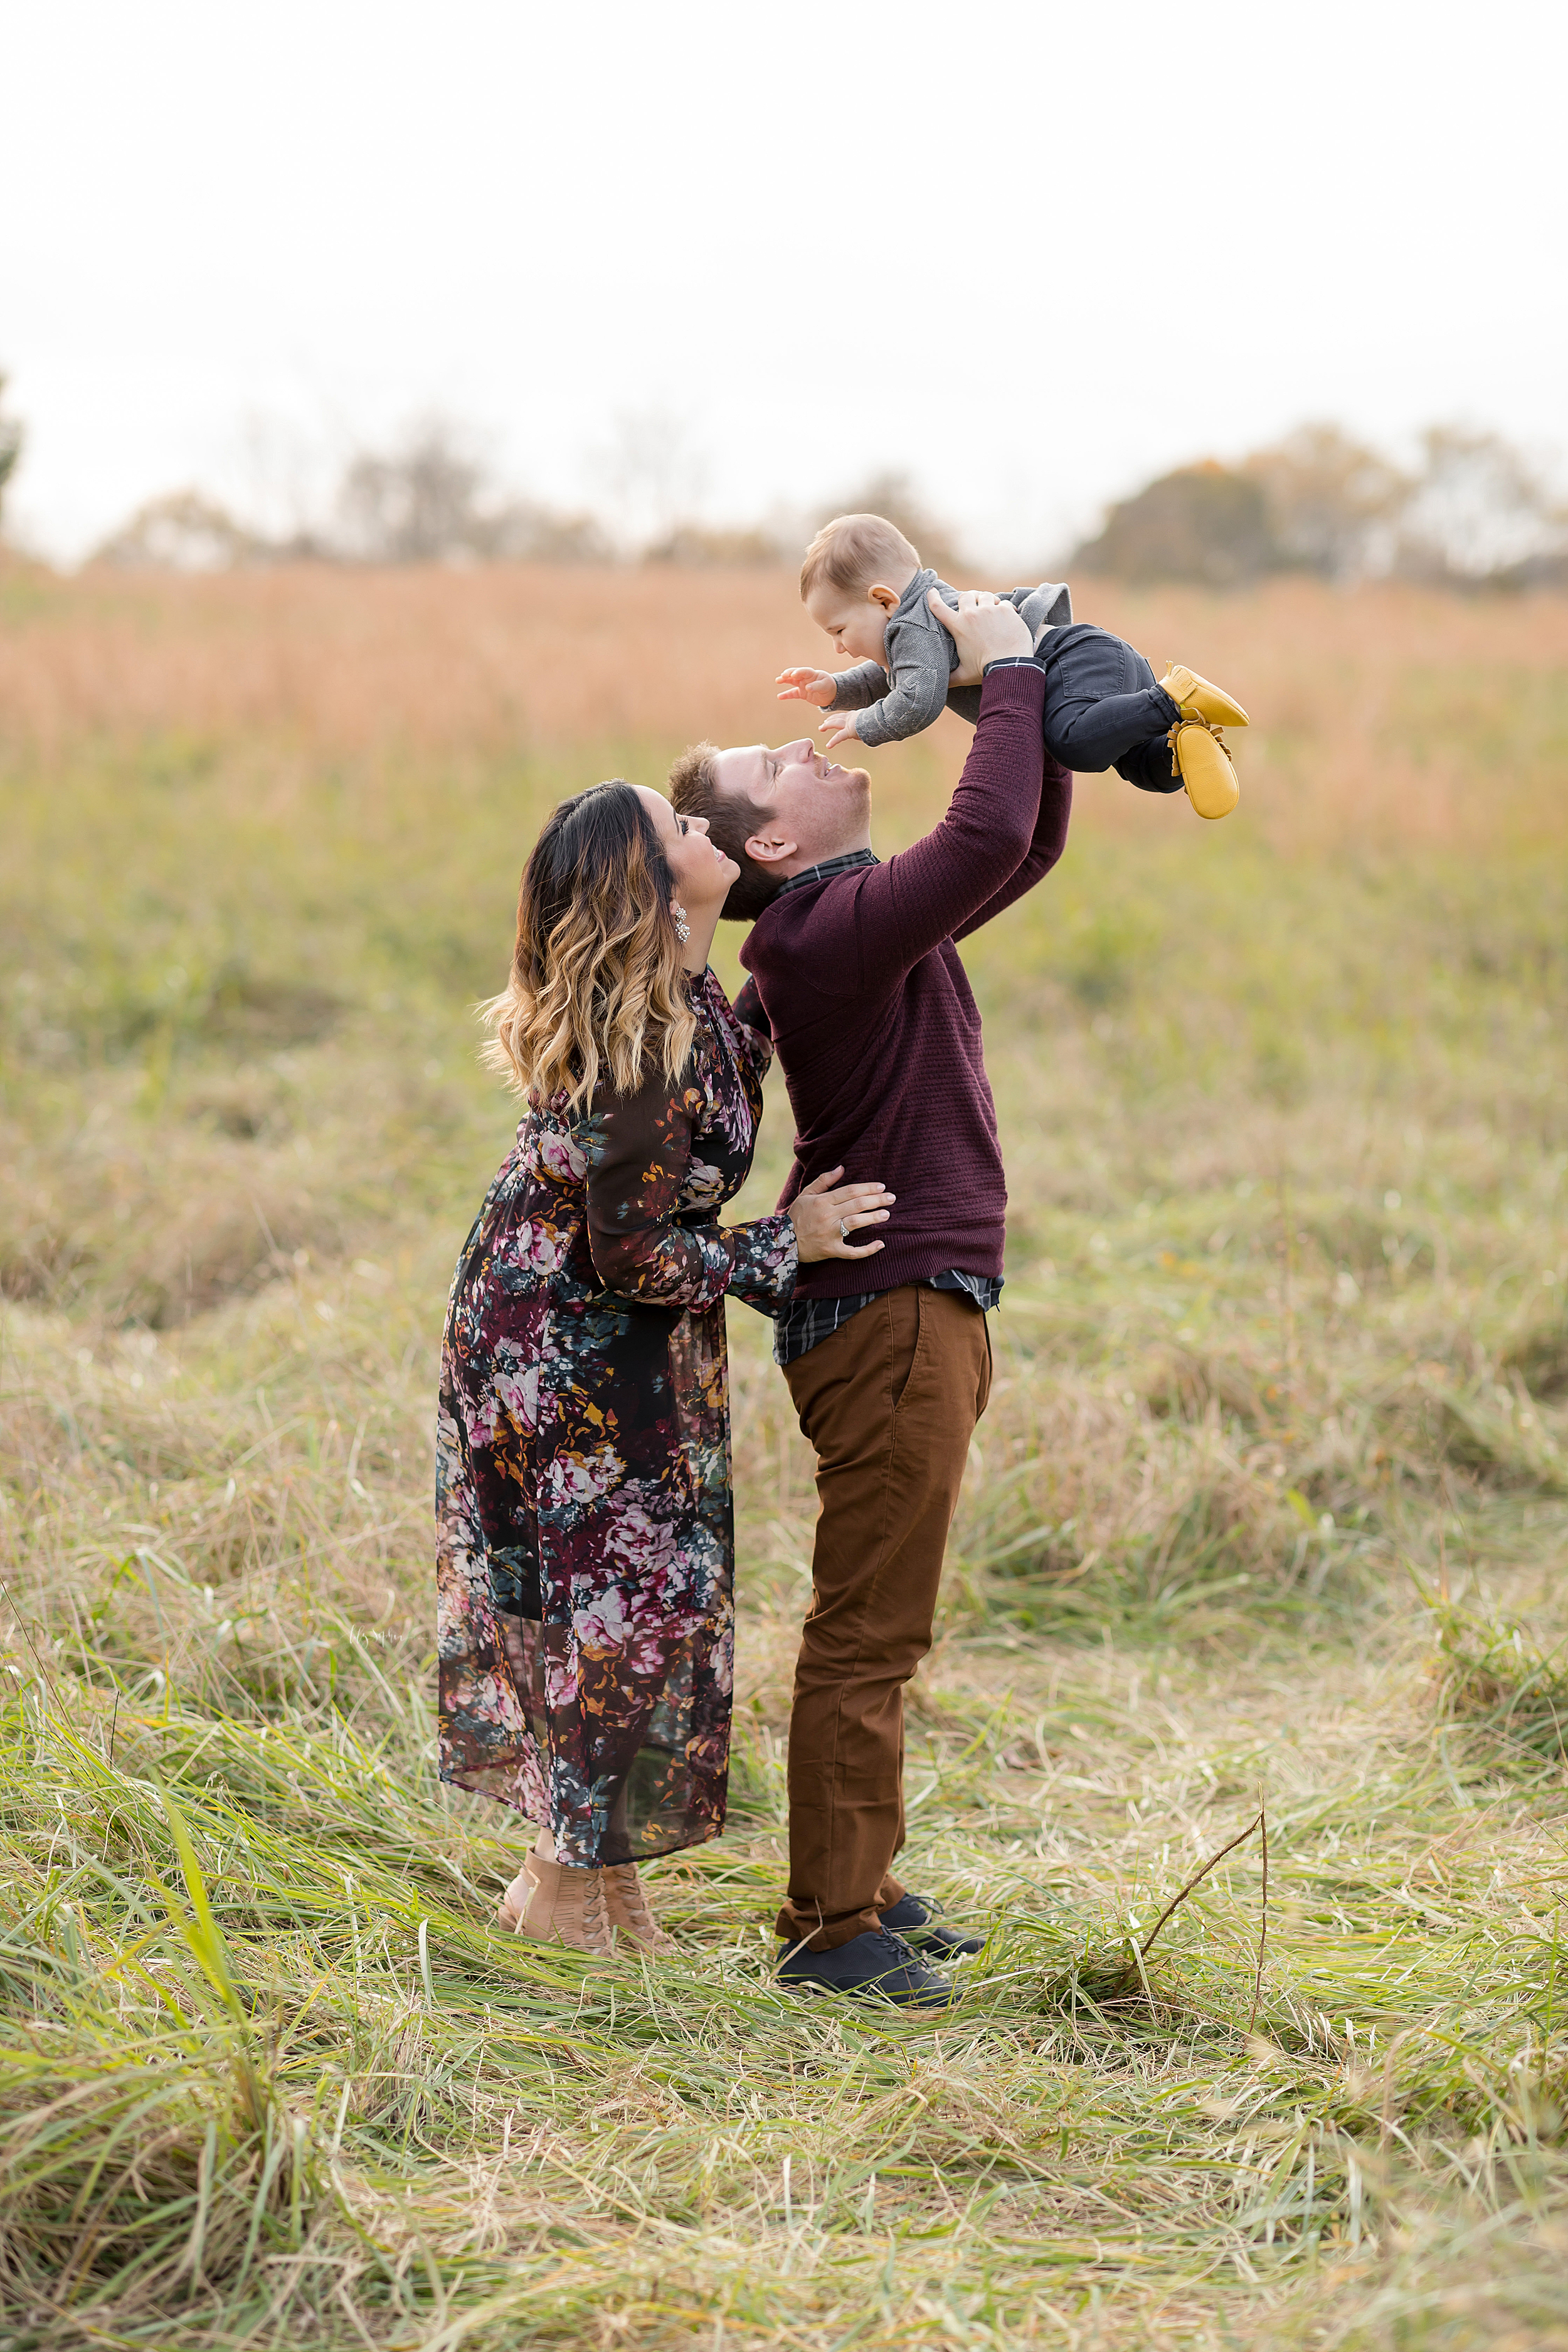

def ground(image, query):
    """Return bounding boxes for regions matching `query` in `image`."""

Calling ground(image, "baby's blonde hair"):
[800,512,920,601]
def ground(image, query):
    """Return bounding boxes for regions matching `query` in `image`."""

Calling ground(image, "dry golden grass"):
[1,562,807,756]
[1,561,1567,2349]
[4,560,1565,851]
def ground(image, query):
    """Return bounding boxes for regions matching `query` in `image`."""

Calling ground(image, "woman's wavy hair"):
[481,782,696,1112]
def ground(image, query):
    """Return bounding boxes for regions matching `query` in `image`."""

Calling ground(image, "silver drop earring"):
[672,903,691,945]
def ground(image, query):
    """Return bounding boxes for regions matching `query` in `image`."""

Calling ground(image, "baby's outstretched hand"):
[775,667,837,710]
[817,711,862,751]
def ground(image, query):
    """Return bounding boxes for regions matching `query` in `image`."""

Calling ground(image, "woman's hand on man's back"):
[788,1168,895,1263]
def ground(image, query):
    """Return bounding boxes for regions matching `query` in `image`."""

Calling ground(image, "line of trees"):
[1071,425,1568,591]
[85,428,963,581]
[88,420,616,571]
[1,377,1563,591]
[97,417,1565,591]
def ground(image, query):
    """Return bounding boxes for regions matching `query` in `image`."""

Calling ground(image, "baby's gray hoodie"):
[829,569,1073,748]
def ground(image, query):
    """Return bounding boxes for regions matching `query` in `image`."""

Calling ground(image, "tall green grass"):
[3,573,1567,2347]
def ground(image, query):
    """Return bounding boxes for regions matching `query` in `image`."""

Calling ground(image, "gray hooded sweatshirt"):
[828,569,1073,748]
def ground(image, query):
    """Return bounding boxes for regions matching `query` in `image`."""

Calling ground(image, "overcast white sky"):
[3,0,1565,563]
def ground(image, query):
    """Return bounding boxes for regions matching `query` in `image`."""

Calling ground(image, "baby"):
[776,512,1248,819]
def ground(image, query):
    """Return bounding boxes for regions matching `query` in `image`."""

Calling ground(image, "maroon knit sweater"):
[735,665,1071,1300]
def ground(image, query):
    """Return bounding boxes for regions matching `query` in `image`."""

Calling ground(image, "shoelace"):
[580,1872,610,1944]
[1165,712,1228,753]
[528,1854,612,1952]
[605,1865,659,1936]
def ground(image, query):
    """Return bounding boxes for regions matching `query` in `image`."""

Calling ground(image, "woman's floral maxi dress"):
[437,969,796,1866]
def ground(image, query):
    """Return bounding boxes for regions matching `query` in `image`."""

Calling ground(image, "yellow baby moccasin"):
[1170,719,1240,820]
[1158,664,1249,729]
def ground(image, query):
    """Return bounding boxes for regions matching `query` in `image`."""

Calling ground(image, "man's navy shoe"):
[776,1927,956,2007]
[879,1892,985,1957]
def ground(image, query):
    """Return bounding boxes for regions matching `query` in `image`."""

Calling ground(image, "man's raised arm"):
[953,743,1073,941]
[830,593,1051,980]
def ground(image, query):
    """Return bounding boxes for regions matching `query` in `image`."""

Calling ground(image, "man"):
[670,591,1071,2005]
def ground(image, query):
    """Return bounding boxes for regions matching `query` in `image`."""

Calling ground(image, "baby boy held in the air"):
[776,512,1248,819]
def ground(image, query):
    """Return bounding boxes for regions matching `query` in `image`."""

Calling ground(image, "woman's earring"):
[672,902,691,945]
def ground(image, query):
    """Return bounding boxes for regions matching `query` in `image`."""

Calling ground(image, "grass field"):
[3,559,1567,2350]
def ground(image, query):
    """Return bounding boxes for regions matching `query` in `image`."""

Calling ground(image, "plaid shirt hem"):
[773,1270,1002,1369]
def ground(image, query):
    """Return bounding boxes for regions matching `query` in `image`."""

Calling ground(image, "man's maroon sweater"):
[736,664,1072,1301]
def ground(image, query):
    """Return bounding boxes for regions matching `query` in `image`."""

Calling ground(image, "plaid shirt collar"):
[773,847,879,902]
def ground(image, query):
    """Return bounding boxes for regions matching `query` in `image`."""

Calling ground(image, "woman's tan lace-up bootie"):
[497,1848,613,1957]
[603,1862,674,1952]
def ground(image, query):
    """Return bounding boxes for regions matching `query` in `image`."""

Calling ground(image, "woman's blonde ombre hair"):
[482,782,696,1113]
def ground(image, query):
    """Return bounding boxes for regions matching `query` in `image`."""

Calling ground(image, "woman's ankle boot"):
[603,1862,673,1952]
[497,1866,531,1932]
[502,1851,613,1957]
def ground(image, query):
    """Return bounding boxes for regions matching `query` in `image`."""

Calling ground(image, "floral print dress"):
[437,968,797,1866]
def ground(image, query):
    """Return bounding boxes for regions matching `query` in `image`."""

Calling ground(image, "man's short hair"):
[667,742,781,923]
[800,512,920,602]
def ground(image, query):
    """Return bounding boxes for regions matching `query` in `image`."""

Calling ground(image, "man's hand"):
[776,667,839,709]
[930,588,1034,687]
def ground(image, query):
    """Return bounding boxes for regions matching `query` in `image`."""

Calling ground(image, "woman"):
[436,780,892,1957]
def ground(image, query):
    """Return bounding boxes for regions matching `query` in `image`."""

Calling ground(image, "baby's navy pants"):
[1033,623,1185,794]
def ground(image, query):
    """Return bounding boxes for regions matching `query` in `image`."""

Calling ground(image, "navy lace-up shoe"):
[878,1892,985,1957]
[776,1927,957,2007]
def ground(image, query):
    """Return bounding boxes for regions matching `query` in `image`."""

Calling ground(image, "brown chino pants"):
[776,1285,992,1951]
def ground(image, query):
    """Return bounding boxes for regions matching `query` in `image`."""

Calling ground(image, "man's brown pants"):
[776,1285,992,1951]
